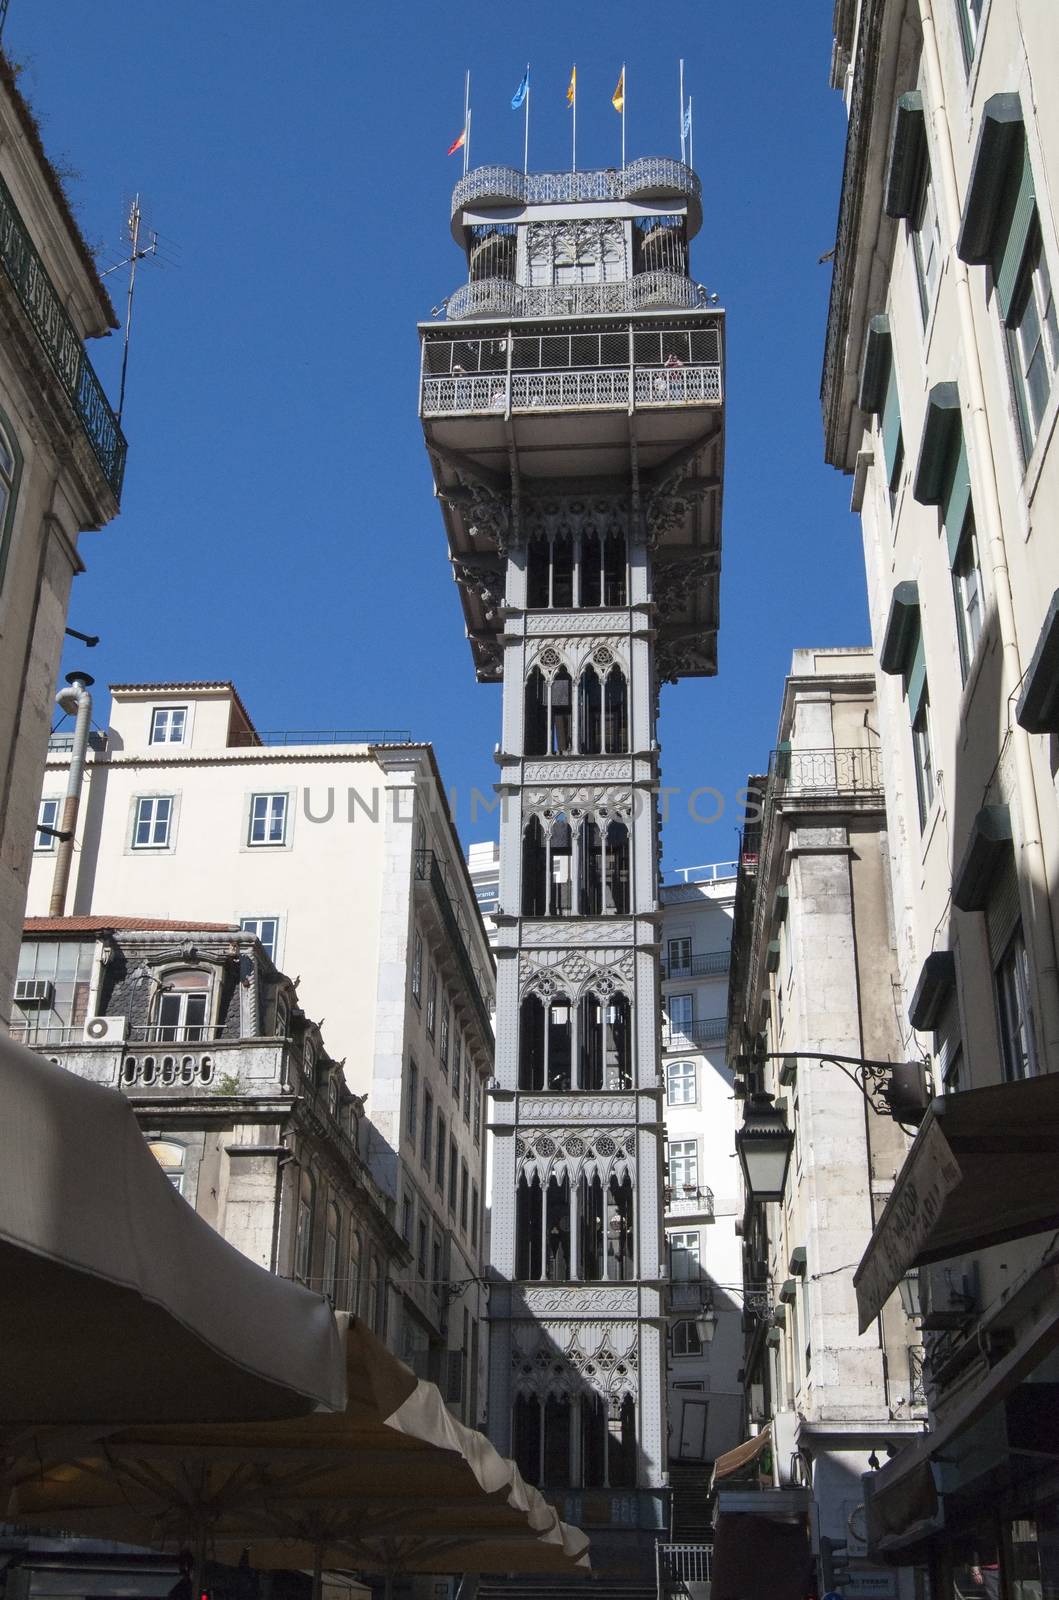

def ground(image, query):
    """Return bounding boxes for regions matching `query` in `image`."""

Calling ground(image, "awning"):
[711,1425,771,1489]
[0,1034,346,1424]
[854,1074,1059,1330]
[711,1509,812,1600]
[863,1263,1059,1556]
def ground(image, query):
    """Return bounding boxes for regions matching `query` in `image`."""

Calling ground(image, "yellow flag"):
[566,65,576,106]
[612,67,624,113]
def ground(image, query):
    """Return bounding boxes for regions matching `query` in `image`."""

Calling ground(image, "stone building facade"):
[0,56,125,1027]
[419,158,726,1572]
[823,1,1059,1588]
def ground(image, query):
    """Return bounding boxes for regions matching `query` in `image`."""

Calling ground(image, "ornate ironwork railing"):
[661,949,731,980]
[0,173,126,499]
[771,744,883,796]
[445,271,706,322]
[414,849,494,1040]
[635,365,721,406]
[661,1016,727,1049]
[664,1186,715,1219]
[422,362,722,419]
[452,158,702,223]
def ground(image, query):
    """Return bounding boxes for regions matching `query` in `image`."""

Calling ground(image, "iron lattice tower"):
[419,158,725,1572]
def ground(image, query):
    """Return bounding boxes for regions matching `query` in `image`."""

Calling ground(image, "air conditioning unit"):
[14,979,53,1007]
[83,1015,128,1044]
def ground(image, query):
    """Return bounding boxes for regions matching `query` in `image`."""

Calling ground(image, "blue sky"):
[12,1,866,876]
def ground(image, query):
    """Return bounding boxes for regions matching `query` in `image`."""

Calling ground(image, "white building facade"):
[21,682,494,1421]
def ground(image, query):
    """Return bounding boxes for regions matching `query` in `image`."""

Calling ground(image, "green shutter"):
[995,139,1037,323]
[943,433,972,565]
[881,359,902,481]
[906,630,927,721]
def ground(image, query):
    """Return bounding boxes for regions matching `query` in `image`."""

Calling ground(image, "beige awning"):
[854,1074,1059,1331]
[0,1034,345,1425]
[711,1425,771,1489]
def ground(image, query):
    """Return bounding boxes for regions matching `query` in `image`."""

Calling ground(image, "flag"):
[447,128,466,156]
[612,67,624,113]
[512,66,529,110]
[682,102,692,140]
[566,65,576,106]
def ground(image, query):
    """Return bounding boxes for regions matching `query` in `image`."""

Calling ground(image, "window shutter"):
[881,360,902,481]
[935,992,962,1079]
[995,140,1037,324]
[943,434,972,565]
[906,631,927,721]
[986,850,1021,962]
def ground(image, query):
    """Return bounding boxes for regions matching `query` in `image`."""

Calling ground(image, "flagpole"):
[621,62,626,173]
[679,58,686,163]
[524,65,530,175]
[463,70,471,177]
[572,65,577,172]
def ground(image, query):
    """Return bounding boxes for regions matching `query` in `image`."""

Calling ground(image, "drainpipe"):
[916,0,1059,1059]
[48,671,94,917]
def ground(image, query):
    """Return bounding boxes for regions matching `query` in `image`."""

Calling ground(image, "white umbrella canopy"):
[0,1033,346,1427]
[7,1319,591,1587]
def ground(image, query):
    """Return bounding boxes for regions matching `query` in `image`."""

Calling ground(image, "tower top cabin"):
[419,158,725,684]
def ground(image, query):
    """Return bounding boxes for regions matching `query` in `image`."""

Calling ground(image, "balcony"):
[446,271,706,322]
[664,1185,715,1220]
[770,744,882,798]
[451,158,702,237]
[661,950,731,981]
[662,1017,727,1050]
[414,849,494,1041]
[0,173,126,499]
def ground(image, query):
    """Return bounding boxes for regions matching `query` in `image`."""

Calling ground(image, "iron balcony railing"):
[452,158,702,223]
[228,727,412,747]
[657,1541,713,1599]
[664,1185,715,1219]
[661,950,731,980]
[770,744,883,796]
[414,849,494,1040]
[669,860,739,884]
[662,1017,727,1049]
[446,271,707,322]
[0,173,126,499]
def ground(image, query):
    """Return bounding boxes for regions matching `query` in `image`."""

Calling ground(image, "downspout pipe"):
[916,0,1059,1060]
[48,670,94,917]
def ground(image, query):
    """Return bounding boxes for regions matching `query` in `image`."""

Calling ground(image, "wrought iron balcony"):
[0,173,126,499]
[661,950,731,980]
[451,159,703,235]
[770,744,883,797]
[446,271,707,322]
[661,1016,727,1050]
[414,848,494,1040]
[664,1185,715,1219]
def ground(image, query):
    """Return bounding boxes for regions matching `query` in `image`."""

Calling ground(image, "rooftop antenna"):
[0,1,10,42]
[101,194,159,425]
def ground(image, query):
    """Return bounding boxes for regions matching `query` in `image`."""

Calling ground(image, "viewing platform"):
[450,158,703,241]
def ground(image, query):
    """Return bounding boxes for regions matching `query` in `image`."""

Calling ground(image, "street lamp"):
[735,1092,795,1202]
[897,1270,922,1319]
[694,1306,718,1344]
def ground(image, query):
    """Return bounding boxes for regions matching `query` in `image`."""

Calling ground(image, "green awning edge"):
[884,91,927,220]
[952,805,1013,912]
[858,314,892,414]
[1016,590,1059,734]
[879,581,920,676]
[913,382,962,505]
[957,93,1025,263]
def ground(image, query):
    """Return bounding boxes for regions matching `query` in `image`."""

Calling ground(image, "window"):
[0,415,21,593]
[449,1135,459,1212]
[436,1112,447,1191]
[668,1059,697,1105]
[672,1320,702,1357]
[669,1230,700,1280]
[452,1034,461,1100]
[955,0,985,68]
[426,966,437,1036]
[667,936,692,976]
[417,1218,428,1278]
[367,1253,381,1330]
[996,926,1037,1080]
[150,706,187,745]
[463,1060,472,1124]
[440,1005,450,1072]
[248,792,288,846]
[34,797,61,852]
[412,930,423,1005]
[153,971,211,1042]
[474,1079,482,1145]
[133,795,173,849]
[668,1140,698,1192]
[1007,222,1059,454]
[323,1200,340,1302]
[294,1169,314,1283]
[952,513,984,680]
[471,1182,480,1249]
[12,938,93,1043]
[402,1190,414,1244]
[912,161,942,325]
[460,1160,470,1233]
[407,1060,419,1142]
[348,1231,362,1314]
[422,1088,434,1168]
[667,993,694,1040]
[912,694,936,829]
[432,1231,442,1295]
[881,354,904,515]
[240,916,280,963]
[147,1139,187,1197]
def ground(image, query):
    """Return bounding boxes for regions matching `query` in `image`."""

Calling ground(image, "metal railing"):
[228,727,412,747]
[662,1017,727,1049]
[9,1022,81,1045]
[423,361,721,418]
[414,849,494,1040]
[452,157,702,221]
[47,730,107,755]
[771,744,883,796]
[657,1540,712,1597]
[670,861,739,884]
[0,173,126,498]
[661,950,731,980]
[664,1186,715,1219]
[135,1023,227,1044]
[446,271,706,322]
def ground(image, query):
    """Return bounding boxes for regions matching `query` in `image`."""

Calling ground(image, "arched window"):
[578,666,602,755]
[551,534,574,607]
[605,821,630,913]
[550,669,573,754]
[519,994,545,1090]
[579,991,632,1090]
[580,820,630,915]
[0,417,21,594]
[524,667,547,756]
[323,1199,340,1303]
[348,1231,362,1314]
[367,1252,381,1331]
[294,1168,315,1284]
[527,539,550,608]
[522,816,547,916]
[147,1139,187,1197]
[516,1173,543,1279]
[580,531,602,607]
[609,1394,637,1487]
[513,1394,542,1485]
[548,819,572,916]
[546,997,572,1090]
[603,668,629,752]
[603,533,627,605]
[152,969,211,1043]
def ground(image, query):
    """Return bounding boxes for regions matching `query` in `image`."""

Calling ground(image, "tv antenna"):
[101,195,160,425]
[0,1,10,41]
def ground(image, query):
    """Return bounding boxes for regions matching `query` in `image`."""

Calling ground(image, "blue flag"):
[511,67,529,110]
